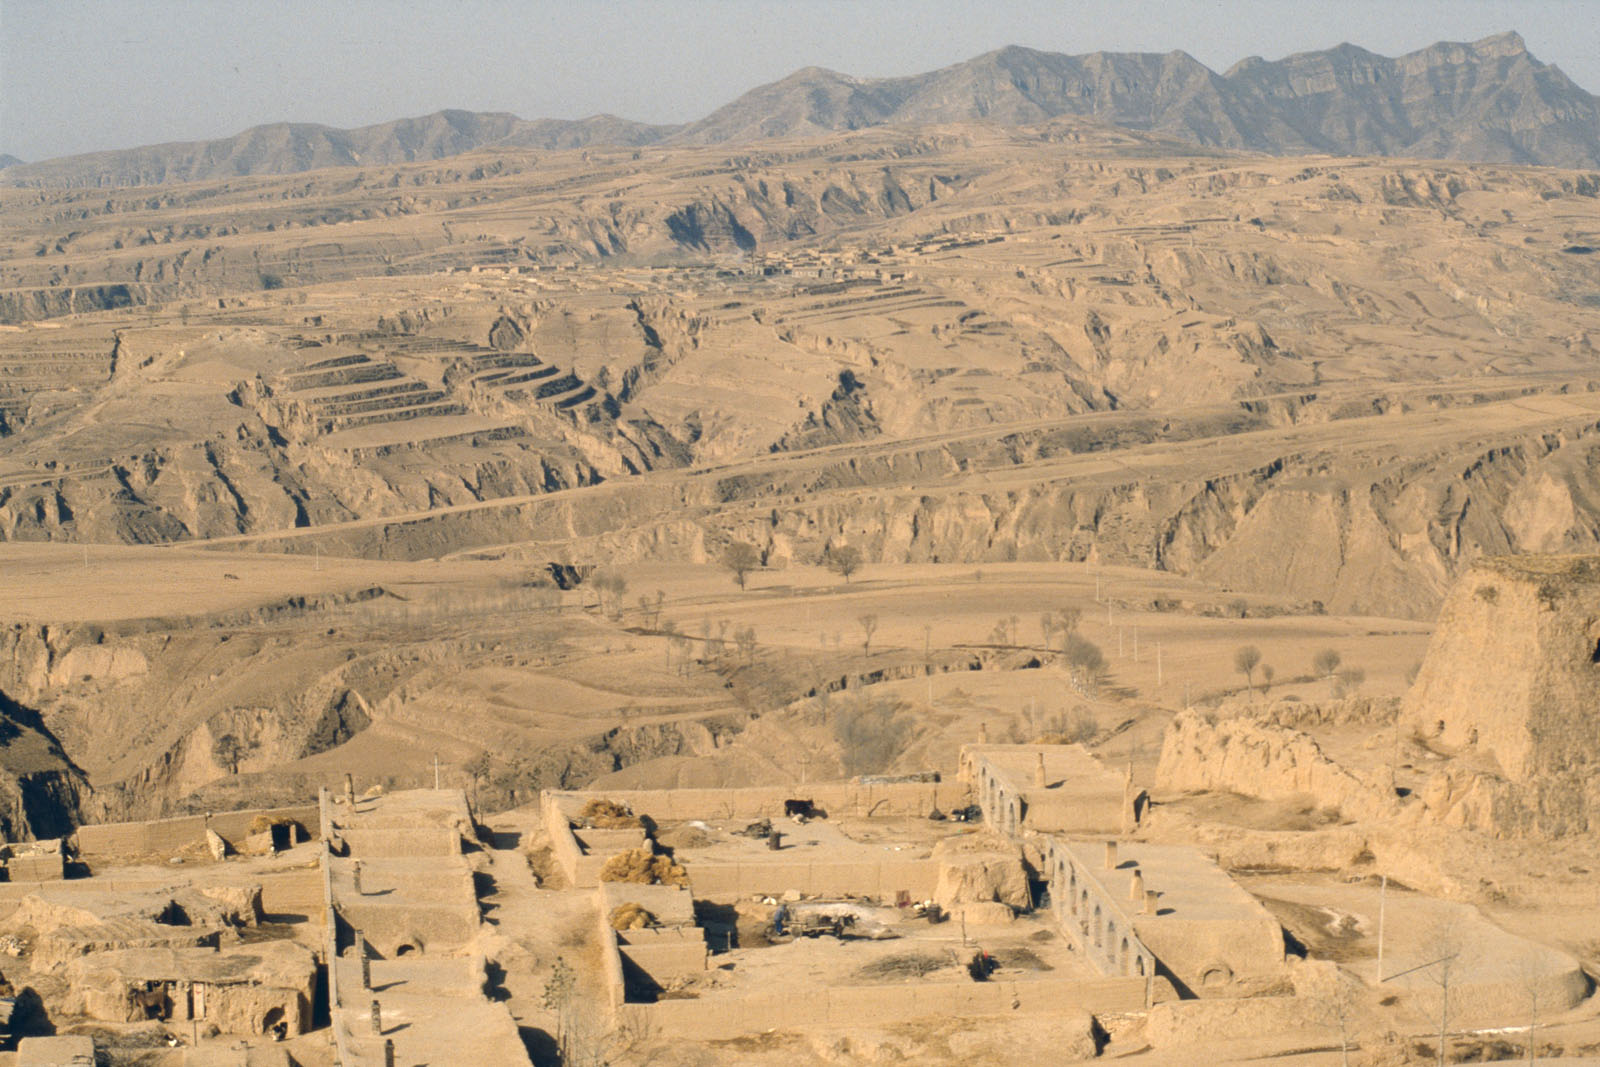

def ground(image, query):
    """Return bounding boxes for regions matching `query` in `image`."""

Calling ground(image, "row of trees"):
[720,541,863,589]
[1233,646,1365,696]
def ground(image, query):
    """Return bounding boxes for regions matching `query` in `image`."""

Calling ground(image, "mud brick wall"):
[549,781,943,823]
[637,976,1149,1039]
[685,857,937,900]
[76,805,318,859]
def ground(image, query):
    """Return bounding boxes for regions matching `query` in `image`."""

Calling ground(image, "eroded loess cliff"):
[0,687,91,840]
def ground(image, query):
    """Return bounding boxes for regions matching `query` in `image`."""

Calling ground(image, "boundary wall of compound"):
[543,784,945,890]
[685,857,936,899]
[598,950,1146,1039]
[76,805,320,859]
[548,781,943,822]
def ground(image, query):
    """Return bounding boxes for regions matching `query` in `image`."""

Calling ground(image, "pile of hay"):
[580,799,644,830]
[248,814,295,835]
[598,848,688,886]
[856,953,949,981]
[609,903,658,931]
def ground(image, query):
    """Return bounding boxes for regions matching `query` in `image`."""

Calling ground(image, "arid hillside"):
[0,120,1596,622]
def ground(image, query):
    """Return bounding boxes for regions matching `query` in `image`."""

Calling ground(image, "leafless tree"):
[826,544,863,583]
[1234,645,1262,691]
[1334,666,1367,698]
[1315,973,1357,1067]
[859,613,879,657]
[659,619,679,668]
[734,626,758,666]
[722,541,760,590]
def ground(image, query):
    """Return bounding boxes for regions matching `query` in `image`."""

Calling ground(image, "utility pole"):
[1376,874,1387,982]
[1156,642,1163,687]
[1133,625,1139,662]
[433,756,440,791]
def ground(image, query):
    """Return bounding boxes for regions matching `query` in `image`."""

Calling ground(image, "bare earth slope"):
[0,120,1596,620]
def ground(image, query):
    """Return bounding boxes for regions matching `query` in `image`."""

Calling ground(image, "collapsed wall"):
[1156,710,1401,825]
[1403,554,1600,836]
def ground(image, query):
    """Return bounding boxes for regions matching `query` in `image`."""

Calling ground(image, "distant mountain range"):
[6,31,1598,186]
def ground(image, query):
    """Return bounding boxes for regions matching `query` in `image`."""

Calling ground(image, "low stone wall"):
[687,857,937,900]
[7,852,63,882]
[76,805,319,860]
[637,976,1148,1039]
[548,781,943,823]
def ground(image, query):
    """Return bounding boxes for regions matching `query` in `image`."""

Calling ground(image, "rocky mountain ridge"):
[6,31,1598,187]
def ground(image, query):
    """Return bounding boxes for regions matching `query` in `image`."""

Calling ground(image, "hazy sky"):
[3,0,1596,162]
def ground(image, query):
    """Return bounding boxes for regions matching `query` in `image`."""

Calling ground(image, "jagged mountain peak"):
[5,31,1597,187]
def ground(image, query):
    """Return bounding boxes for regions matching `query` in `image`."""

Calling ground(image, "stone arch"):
[1119,936,1130,974]
[261,1006,285,1035]
[1092,904,1103,946]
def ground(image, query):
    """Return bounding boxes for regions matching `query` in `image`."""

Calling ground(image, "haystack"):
[598,848,688,886]
[609,903,658,931]
[580,799,645,830]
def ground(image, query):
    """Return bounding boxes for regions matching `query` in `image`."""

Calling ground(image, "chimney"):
[1104,840,1118,869]
[344,772,356,808]
[1144,889,1159,915]
[979,722,989,744]
[1129,868,1144,902]
[1033,752,1047,788]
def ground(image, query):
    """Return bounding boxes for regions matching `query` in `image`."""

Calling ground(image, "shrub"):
[833,697,912,777]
